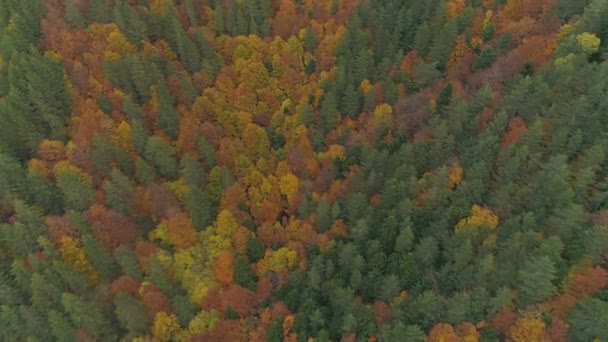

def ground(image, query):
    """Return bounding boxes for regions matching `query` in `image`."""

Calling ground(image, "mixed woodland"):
[1,0,608,340]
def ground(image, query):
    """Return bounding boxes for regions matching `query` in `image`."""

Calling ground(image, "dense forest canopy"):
[1,0,608,341]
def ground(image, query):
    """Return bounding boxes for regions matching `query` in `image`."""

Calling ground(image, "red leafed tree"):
[547,317,568,342]
[71,99,113,148]
[271,1,300,38]
[111,275,140,297]
[46,215,79,247]
[568,266,608,297]
[192,319,246,342]
[202,287,222,311]
[256,222,279,248]
[340,334,356,342]
[256,278,273,303]
[270,301,290,320]
[86,204,139,250]
[220,284,255,316]
[213,250,235,286]
[147,184,181,221]
[492,309,517,334]
[501,116,527,149]
[250,200,282,226]
[141,287,173,321]
[176,114,202,157]
[549,293,578,318]
[286,144,307,175]
[373,301,391,326]
[134,241,159,273]
[220,184,249,221]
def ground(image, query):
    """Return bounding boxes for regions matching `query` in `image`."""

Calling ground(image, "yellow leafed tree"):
[455,205,499,232]
[510,318,546,342]
[152,312,181,342]
[576,32,601,54]
[279,173,300,202]
[257,247,298,274]
[448,163,464,188]
[59,236,99,282]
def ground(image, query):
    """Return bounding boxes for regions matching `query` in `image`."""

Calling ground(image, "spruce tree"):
[304,28,319,53]
[62,293,112,340]
[114,293,149,335]
[130,57,153,103]
[104,168,135,215]
[48,310,76,342]
[156,81,180,140]
[82,234,119,282]
[341,83,361,118]
[144,137,179,180]
[113,245,143,280]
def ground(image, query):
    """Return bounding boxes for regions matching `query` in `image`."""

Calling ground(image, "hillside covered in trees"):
[1,0,608,341]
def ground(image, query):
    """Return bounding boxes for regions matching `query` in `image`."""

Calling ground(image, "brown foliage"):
[340,334,356,342]
[38,140,66,164]
[46,215,79,247]
[501,116,527,149]
[492,309,517,334]
[455,322,480,341]
[568,266,608,298]
[176,114,202,156]
[111,275,140,297]
[202,287,222,311]
[256,222,280,248]
[286,143,308,175]
[270,301,291,320]
[147,184,181,221]
[373,301,391,326]
[271,1,302,38]
[86,204,139,250]
[70,99,113,148]
[221,284,255,316]
[213,250,235,286]
[394,94,430,136]
[193,319,246,342]
[549,294,578,318]
[428,323,459,342]
[134,241,159,273]
[166,212,197,250]
[141,287,173,321]
[256,278,273,303]
[547,317,568,342]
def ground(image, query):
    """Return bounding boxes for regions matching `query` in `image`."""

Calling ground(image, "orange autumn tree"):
[428,323,459,342]
[213,250,235,286]
[166,212,198,250]
[509,318,547,342]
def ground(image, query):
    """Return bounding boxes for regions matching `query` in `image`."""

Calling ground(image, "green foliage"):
[144,137,179,180]
[82,234,119,281]
[473,48,496,71]
[62,292,113,340]
[113,246,143,280]
[114,293,149,335]
[234,255,257,290]
[1,1,608,341]
[517,256,557,306]
[568,298,608,341]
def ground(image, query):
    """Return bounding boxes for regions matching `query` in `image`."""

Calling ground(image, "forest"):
[1,0,608,341]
